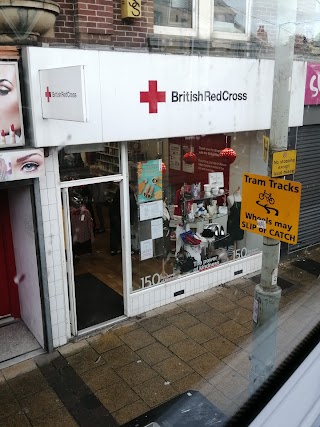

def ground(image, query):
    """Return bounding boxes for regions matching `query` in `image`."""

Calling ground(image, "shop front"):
[0,61,49,365]
[286,62,320,253]
[23,47,306,343]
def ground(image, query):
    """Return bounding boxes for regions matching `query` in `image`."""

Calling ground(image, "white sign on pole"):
[39,66,87,122]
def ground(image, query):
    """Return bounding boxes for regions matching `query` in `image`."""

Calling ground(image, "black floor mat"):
[292,258,320,276]
[75,273,124,330]
[123,390,228,427]
[249,274,295,291]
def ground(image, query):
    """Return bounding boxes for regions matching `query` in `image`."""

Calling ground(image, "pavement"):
[1,246,320,426]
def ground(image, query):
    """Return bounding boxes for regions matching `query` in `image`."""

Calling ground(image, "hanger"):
[234,186,241,194]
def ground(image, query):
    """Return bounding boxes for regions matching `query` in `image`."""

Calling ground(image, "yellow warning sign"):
[272,150,297,177]
[240,173,302,244]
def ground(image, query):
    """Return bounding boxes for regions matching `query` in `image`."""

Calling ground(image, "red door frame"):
[0,190,20,318]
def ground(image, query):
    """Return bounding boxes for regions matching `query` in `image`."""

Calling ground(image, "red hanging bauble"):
[219,147,237,164]
[183,151,197,165]
[161,162,167,173]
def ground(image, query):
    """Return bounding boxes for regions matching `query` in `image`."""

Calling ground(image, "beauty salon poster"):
[0,62,25,147]
[0,148,44,181]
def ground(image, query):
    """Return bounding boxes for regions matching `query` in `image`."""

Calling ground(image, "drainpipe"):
[250,0,298,392]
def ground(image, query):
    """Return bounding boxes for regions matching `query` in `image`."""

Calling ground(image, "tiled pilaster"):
[39,149,70,348]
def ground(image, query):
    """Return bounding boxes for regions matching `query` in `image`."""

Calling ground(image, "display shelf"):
[97,142,145,180]
[204,233,230,244]
[172,189,230,265]
[183,191,224,202]
[169,213,227,227]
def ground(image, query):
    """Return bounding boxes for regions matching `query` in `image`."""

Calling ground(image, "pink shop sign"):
[305,63,320,105]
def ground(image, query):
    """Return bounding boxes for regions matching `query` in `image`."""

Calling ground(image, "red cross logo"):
[45,87,52,102]
[140,80,166,114]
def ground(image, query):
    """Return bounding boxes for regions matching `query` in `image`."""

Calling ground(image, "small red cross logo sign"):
[45,87,52,102]
[140,80,166,113]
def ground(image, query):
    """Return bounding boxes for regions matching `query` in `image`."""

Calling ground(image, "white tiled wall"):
[39,149,70,348]
[128,253,262,317]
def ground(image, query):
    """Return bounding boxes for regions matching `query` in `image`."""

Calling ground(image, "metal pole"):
[250,0,298,393]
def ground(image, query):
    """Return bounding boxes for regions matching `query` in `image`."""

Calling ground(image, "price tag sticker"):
[257,219,266,229]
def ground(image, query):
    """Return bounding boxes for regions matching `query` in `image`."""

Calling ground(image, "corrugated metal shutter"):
[289,125,320,252]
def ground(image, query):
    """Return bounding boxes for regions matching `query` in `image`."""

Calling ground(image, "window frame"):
[153,0,252,41]
[153,0,199,37]
[211,0,252,41]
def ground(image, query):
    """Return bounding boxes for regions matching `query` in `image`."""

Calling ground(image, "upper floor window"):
[154,0,193,29]
[213,0,247,34]
[154,0,251,40]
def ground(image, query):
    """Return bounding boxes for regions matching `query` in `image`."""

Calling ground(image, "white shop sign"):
[39,66,87,122]
[24,47,306,147]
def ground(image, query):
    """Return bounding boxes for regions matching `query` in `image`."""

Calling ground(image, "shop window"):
[130,134,264,292]
[58,143,120,182]
[154,0,251,39]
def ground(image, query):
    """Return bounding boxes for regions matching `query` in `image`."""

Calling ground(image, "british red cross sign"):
[140,80,166,113]
[39,66,87,122]
[45,87,51,102]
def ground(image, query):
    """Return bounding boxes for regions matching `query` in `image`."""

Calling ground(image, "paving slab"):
[152,325,187,347]
[136,342,173,366]
[154,355,194,383]
[120,328,156,351]
[2,248,320,426]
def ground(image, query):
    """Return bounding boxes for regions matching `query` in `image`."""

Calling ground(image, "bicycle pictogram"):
[258,190,275,204]
[256,190,279,216]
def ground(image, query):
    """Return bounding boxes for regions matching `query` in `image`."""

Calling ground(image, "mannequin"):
[227,187,241,208]
[227,187,244,257]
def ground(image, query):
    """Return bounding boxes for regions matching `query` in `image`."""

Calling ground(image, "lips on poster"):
[137,159,163,203]
[0,149,45,182]
[0,62,25,147]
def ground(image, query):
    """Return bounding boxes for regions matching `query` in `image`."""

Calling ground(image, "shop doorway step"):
[0,320,42,364]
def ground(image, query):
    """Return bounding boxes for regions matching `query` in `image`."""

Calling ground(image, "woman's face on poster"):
[0,64,21,134]
[10,150,44,179]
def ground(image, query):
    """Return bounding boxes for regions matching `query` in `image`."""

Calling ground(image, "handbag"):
[175,247,196,273]
[202,229,214,238]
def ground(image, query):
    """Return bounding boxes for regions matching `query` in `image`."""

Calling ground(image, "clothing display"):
[81,186,96,229]
[70,207,94,256]
[173,188,183,216]
[227,200,244,241]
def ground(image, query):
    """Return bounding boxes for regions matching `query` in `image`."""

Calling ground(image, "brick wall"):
[39,0,320,57]
[41,0,153,48]
[113,1,153,49]
[49,0,76,45]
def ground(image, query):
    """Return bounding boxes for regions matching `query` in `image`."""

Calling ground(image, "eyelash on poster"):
[20,162,40,172]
